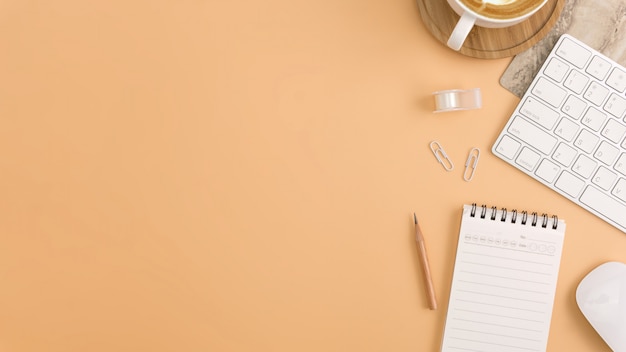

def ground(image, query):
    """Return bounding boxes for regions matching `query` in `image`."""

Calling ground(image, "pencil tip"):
[414,213,418,224]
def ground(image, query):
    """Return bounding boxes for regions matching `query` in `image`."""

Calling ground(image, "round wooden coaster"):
[416,0,564,59]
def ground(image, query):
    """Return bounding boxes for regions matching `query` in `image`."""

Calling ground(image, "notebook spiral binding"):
[469,203,559,230]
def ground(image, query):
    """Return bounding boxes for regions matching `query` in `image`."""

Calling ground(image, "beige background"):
[1,1,625,351]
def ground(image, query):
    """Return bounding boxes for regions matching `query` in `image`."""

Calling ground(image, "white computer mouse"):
[576,261,626,352]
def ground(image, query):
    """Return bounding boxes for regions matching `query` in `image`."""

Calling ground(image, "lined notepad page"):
[440,205,565,352]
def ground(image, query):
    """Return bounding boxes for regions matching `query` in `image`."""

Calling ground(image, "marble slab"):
[500,0,626,97]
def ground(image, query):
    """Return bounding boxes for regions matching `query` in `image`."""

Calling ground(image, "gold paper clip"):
[430,141,454,171]
[463,147,480,181]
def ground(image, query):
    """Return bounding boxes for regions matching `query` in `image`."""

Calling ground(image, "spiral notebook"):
[440,204,566,352]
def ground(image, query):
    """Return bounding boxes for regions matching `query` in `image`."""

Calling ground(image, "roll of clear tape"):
[433,88,482,113]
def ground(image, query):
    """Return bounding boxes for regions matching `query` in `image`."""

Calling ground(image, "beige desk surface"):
[1,1,625,351]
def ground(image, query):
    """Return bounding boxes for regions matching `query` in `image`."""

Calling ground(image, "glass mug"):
[446,0,548,51]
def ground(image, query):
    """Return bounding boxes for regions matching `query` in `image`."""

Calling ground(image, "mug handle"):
[447,12,477,51]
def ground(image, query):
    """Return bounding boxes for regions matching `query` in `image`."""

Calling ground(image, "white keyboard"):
[493,34,626,234]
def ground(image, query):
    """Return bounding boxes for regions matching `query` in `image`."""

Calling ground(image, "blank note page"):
[440,205,566,352]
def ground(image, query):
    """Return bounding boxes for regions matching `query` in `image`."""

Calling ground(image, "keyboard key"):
[556,37,592,68]
[555,171,585,197]
[508,116,558,155]
[615,154,626,176]
[592,166,618,190]
[595,141,620,165]
[516,147,541,171]
[552,143,578,167]
[607,67,626,93]
[586,56,611,81]
[584,81,610,106]
[601,119,626,144]
[580,186,626,229]
[572,154,597,179]
[564,70,589,95]
[544,57,569,82]
[581,107,607,132]
[533,77,567,108]
[494,135,521,160]
[562,95,587,120]
[554,117,580,142]
[613,178,626,202]
[519,97,560,130]
[535,159,560,183]
[604,93,626,119]
[574,129,600,153]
